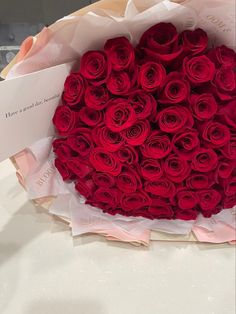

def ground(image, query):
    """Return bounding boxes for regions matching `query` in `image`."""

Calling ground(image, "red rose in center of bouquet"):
[52,23,236,221]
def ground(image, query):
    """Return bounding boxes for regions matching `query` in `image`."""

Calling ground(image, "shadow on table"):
[25,299,107,314]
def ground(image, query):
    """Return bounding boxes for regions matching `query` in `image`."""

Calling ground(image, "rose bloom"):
[177,190,198,210]
[53,139,74,163]
[138,62,166,92]
[172,129,200,160]
[139,22,178,54]
[75,179,96,199]
[208,45,236,68]
[117,166,141,193]
[55,158,72,181]
[214,66,235,92]
[202,121,231,148]
[107,71,132,95]
[92,172,115,188]
[89,147,121,176]
[186,173,214,190]
[105,98,136,132]
[67,158,93,178]
[192,148,218,172]
[164,154,191,183]
[67,128,94,159]
[104,36,135,71]
[180,28,208,55]
[159,72,190,104]
[144,179,176,198]
[121,191,151,212]
[53,106,78,136]
[80,50,108,84]
[91,187,120,210]
[197,189,222,217]
[190,93,218,121]
[183,55,215,84]
[219,100,236,129]
[220,132,236,160]
[79,106,103,126]
[62,72,85,106]
[84,85,109,110]
[128,90,157,120]
[148,199,174,219]
[140,159,163,181]
[93,125,124,152]
[157,106,193,133]
[141,131,171,159]
[122,120,150,146]
[116,145,138,164]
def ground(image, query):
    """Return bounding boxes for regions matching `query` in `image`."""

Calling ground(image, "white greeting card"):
[0,62,73,162]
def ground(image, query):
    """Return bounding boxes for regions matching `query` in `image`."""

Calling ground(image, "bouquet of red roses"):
[3,0,236,245]
[52,22,236,223]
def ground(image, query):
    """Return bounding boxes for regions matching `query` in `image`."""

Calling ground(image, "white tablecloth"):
[0,159,235,314]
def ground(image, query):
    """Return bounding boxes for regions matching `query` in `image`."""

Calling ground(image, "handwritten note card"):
[0,62,73,162]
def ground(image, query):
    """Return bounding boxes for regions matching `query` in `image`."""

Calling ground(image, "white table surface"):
[0,159,235,314]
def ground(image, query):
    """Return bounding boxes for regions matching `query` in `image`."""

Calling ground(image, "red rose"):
[79,107,103,126]
[216,158,234,180]
[197,189,222,216]
[138,62,166,92]
[105,99,136,132]
[116,145,138,164]
[224,175,236,196]
[183,55,215,84]
[139,22,178,54]
[53,106,78,136]
[122,120,150,146]
[202,121,230,148]
[62,72,85,106]
[142,45,183,67]
[177,190,198,210]
[186,173,214,189]
[148,200,174,219]
[121,191,151,212]
[104,36,135,71]
[145,179,176,198]
[157,106,194,133]
[117,166,141,193]
[141,131,171,159]
[208,45,236,68]
[67,128,94,158]
[67,158,92,178]
[172,129,200,160]
[192,148,218,172]
[55,158,72,181]
[175,209,198,220]
[84,85,109,110]
[159,72,190,104]
[219,100,236,129]
[107,71,132,95]
[89,147,121,176]
[53,139,74,162]
[190,93,218,121]
[180,28,208,55]
[92,172,115,188]
[164,154,190,183]
[220,132,236,160]
[214,66,235,92]
[224,194,236,209]
[128,90,157,120]
[92,188,119,210]
[75,179,96,199]
[140,159,163,181]
[93,125,124,152]
[80,50,108,84]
